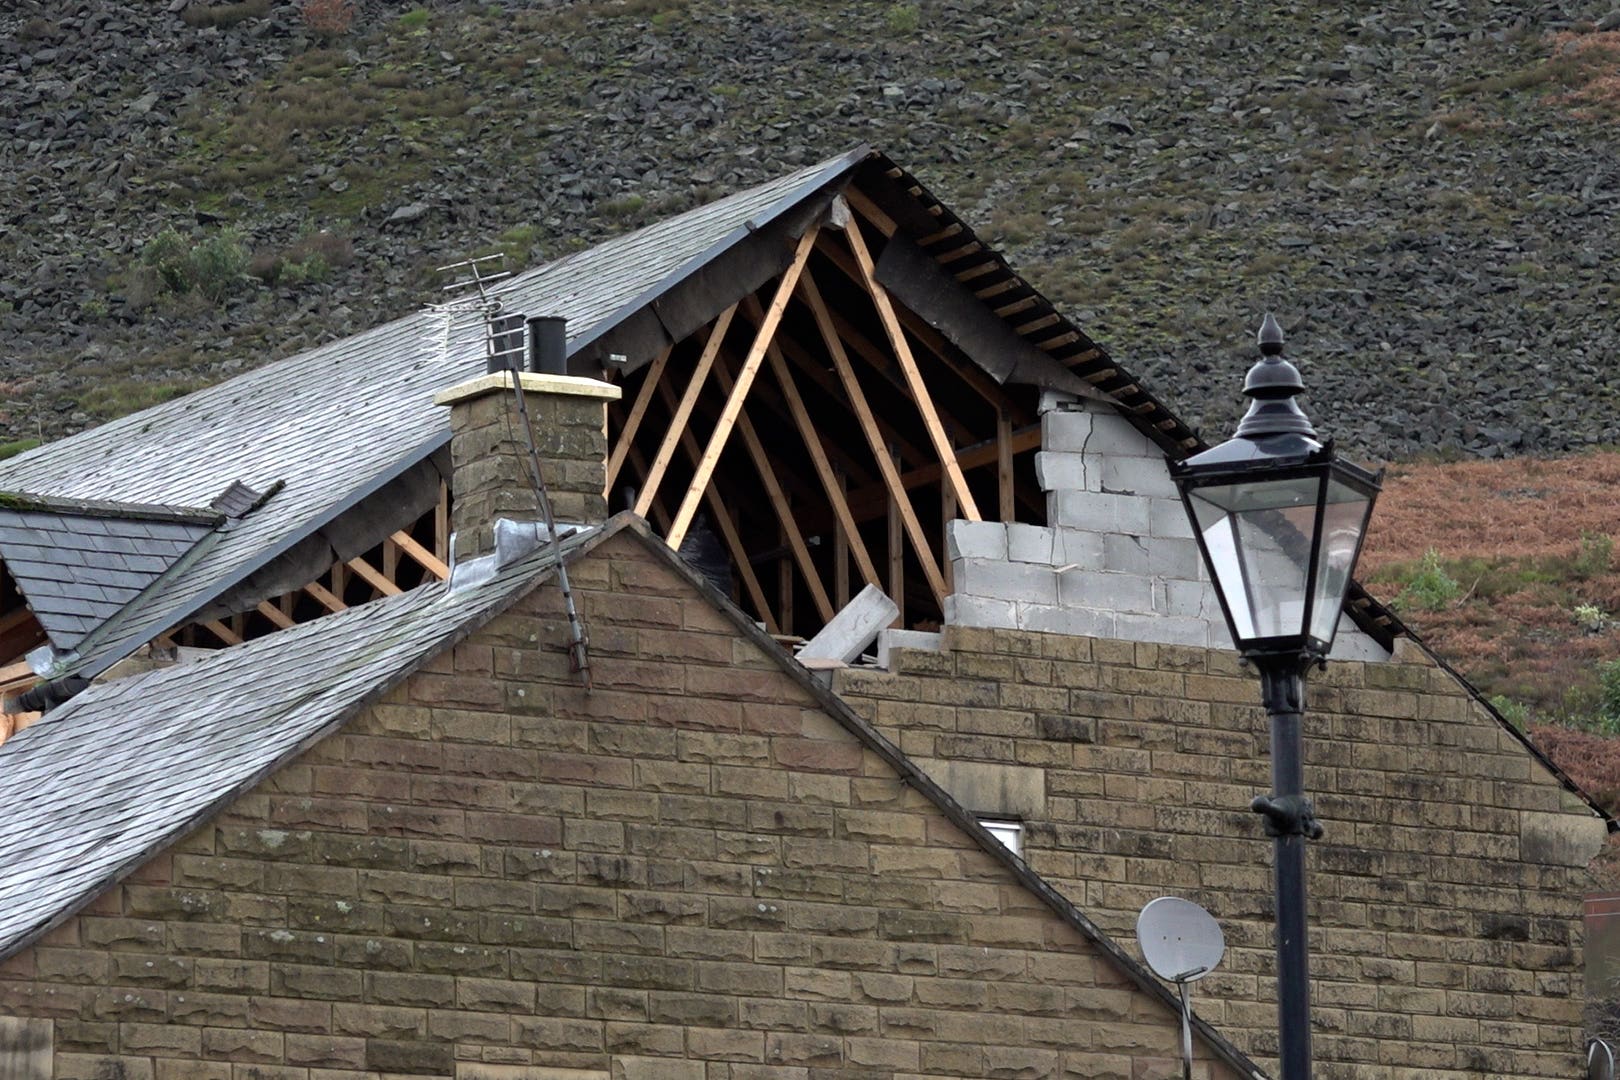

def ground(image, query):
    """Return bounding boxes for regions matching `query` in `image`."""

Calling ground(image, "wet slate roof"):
[0,149,868,678]
[0,522,604,959]
[0,498,219,650]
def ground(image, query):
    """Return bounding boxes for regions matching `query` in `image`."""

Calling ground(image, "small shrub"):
[190,230,250,302]
[1600,660,1620,734]
[1577,603,1608,633]
[884,3,920,32]
[301,0,356,37]
[249,229,352,287]
[141,227,196,293]
[1576,532,1615,578]
[1488,694,1529,730]
[1395,548,1461,612]
[397,7,430,30]
[600,194,645,220]
[137,227,250,304]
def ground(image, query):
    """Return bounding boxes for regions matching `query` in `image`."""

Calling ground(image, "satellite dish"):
[1137,897,1226,1080]
[1138,896,1225,983]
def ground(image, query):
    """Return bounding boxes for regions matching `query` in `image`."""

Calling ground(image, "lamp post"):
[1168,314,1382,1080]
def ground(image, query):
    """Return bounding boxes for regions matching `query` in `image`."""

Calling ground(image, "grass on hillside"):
[1360,453,1620,806]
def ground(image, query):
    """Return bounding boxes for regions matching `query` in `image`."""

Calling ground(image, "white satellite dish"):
[1138,897,1226,1080]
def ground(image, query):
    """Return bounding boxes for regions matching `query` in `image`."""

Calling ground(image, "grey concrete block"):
[1020,602,1116,639]
[1146,537,1203,580]
[944,593,1018,629]
[1102,533,1152,577]
[1100,454,1179,498]
[1034,451,1090,493]
[1059,568,1154,614]
[1041,409,1093,452]
[799,584,900,664]
[1038,389,1083,414]
[1148,497,1194,539]
[1053,527,1104,570]
[1086,411,1157,457]
[955,558,1058,605]
[1050,490,1150,534]
[1329,622,1392,663]
[1006,523,1056,564]
[1116,613,1216,648]
[1159,578,1218,619]
[947,519,1008,562]
[877,629,943,669]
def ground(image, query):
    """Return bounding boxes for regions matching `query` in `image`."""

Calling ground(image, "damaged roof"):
[0,513,1264,1077]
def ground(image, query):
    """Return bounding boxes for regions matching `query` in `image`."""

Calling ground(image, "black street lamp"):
[1169,314,1382,1080]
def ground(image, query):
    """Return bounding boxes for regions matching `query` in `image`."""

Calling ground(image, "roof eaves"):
[56,430,450,686]
[608,515,1269,1080]
[561,144,870,361]
[0,491,223,526]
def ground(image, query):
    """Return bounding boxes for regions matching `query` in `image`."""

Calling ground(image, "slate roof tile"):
[0,150,866,678]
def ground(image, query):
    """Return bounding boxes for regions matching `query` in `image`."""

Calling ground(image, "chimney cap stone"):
[434,370,622,408]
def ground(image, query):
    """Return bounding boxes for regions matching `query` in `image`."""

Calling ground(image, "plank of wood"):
[636,305,737,520]
[998,409,1016,522]
[435,479,450,563]
[745,294,883,594]
[935,241,983,264]
[667,227,819,550]
[709,349,834,624]
[348,555,404,597]
[839,223,982,522]
[1015,312,1062,336]
[814,232,1020,420]
[833,468,850,609]
[0,658,32,683]
[604,343,674,494]
[843,187,898,237]
[887,446,906,627]
[623,443,674,534]
[202,619,242,646]
[797,267,946,605]
[975,278,1021,300]
[255,600,296,630]
[304,580,348,614]
[653,378,778,634]
[0,606,36,636]
[390,530,450,580]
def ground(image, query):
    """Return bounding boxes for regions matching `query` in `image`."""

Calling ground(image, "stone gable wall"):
[0,533,1238,1080]
[832,624,1607,1079]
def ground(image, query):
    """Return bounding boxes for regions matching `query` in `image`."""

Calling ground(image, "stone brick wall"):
[833,624,1608,1079]
[944,397,1386,661]
[0,533,1241,1080]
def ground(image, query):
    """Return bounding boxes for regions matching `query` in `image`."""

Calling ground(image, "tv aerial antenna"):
[428,252,593,691]
[1137,897,1226,1080]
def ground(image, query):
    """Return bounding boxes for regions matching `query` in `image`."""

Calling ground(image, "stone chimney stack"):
[433,371,621,564]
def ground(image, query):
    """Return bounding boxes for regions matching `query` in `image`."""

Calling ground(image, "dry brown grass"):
[1361,452,1620,730]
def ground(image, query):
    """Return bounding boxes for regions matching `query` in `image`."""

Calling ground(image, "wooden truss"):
[604,201,1045,639]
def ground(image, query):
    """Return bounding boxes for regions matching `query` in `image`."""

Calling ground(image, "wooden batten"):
[636,305,736,521]
[604,343,674,494]
[667,227,819,551]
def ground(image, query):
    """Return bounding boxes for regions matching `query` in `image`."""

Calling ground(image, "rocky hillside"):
[2,0,1620,461]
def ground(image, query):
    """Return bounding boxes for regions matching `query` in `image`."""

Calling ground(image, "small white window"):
[980,819,1022,856]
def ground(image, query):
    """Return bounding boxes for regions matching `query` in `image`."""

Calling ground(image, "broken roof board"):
[0,151,869,678]
[0,507,213,650]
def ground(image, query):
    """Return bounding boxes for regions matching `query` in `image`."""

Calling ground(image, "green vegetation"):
[397,7,430,30]
[1488,694,1529,731]
[181,0,272,29]
[249,230,354,287]
[1392,548,1462,612]
[885,3,920,32]
[139,227,251,304]
[0,439,40,462]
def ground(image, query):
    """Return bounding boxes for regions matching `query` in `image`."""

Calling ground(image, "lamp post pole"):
[1252,655,1321,1079]
[1170,314,1382,1080]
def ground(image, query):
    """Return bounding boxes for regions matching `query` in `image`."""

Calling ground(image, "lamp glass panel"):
[1188,475,1323,645]
[1306,477,1375,646]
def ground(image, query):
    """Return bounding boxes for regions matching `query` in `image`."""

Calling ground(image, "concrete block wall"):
[944,397,1388,662]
